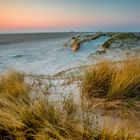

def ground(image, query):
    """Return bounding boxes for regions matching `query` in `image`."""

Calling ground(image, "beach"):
[0,32,109,75]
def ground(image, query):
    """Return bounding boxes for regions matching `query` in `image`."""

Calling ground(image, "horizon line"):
[0,31,140,35]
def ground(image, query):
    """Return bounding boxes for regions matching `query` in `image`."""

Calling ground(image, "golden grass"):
[0,70,30,99]
[97,127,135,140]
[82,58,140,100]
[0,71,92,140]
[109,59,140,99]
[0,70,139,139]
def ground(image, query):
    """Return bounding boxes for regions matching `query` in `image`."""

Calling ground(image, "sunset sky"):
[0,0,140,33]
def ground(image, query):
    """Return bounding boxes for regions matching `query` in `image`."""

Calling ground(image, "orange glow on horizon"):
[0,3,106,30]
[1,0,139,32]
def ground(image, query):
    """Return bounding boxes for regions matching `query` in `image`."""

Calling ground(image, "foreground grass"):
[82,58,140,100]
[0,71,139,139]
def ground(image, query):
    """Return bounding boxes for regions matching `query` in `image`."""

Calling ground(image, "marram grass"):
[82,58,140,100]
[0,70,139,139]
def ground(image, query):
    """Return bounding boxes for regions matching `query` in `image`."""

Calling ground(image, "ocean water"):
[0,33,109,75]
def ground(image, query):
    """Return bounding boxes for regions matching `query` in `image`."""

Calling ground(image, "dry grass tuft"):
[0,70,30,100]
[81,61,114,99]
[82,59,140,100]
[97,127,135,140]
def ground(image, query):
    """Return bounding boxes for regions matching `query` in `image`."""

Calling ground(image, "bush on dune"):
[82,58,140,100]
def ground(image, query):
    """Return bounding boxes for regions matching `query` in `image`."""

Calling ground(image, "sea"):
[0,32,109,75]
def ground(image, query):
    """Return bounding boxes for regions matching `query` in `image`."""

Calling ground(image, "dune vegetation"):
[0,69,139,139]
[102,33,139,49]
[65,32,140,52]
[82,58,140,100]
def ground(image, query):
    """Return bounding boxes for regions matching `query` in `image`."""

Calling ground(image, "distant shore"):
[0,32,82,45]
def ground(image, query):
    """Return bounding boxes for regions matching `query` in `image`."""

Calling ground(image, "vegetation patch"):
[81,58,140,100]
[102,33,139,49]
[0,70,138,139]
[0,70,30,99]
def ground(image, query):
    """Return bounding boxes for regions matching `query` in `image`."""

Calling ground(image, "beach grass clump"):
[0,70,30,100]
[108,59,140,99]
[82,59,140,100]
[81,61,114,99]
[62,94,78,116]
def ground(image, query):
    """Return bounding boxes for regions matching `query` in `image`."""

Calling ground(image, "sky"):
[0,0,140,33]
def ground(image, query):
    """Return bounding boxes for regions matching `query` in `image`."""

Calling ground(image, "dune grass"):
[81,58,140,100]
[0,70,30,100]
[0,70,139,139]
[0,71,91,140]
